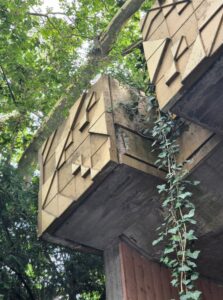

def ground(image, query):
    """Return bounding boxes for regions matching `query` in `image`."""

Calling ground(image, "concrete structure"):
[38,76,163,243]
[38,75,223,298]
[141,0,223,133]
[38,0,223,298]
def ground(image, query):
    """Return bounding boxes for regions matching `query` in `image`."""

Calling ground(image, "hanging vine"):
[151,111,201,300]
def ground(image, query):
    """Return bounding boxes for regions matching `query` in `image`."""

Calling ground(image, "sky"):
[40,0,62,12]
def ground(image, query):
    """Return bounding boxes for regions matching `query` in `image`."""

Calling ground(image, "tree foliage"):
[0,0,152,163]
[0,0,154,299]
[0,162,104,299]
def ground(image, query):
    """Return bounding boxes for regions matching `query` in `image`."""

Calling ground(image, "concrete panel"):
[141,0,223,132]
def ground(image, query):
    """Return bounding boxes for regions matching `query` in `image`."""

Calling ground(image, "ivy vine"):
[151,112,201,300]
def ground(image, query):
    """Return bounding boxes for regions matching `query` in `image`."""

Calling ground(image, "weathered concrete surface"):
[48,164,163,250]
[104,240,123,300]
[172,55,223,134]
[42,141,223,282]
[38,77,223,283]
[141,0,223,133]
[38,76,162,236]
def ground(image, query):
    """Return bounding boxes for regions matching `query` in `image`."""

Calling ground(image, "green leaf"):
[171,235,181,242]
[190,273,199,281]
[152,236,163,246]
[187,260,197,268]
[187,250,200,259]
[178,265,191,272]
[179,192,192,199]
[180,290,202,300]
[185,230,197,241]
[158,152,167,158]
[168,227,179,234]
[171,278,178,287]
[184,209,195,219]
[157,184,166,193]
[164,247,174,254]
[25,263,35,278]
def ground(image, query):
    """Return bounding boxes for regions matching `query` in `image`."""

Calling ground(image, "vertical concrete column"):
[104,240,123,300]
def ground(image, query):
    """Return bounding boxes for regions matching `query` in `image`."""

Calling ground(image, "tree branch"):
[0,262,36,300]
[29,11,92,40]
[28,11,68,17]
[99,0,145,54]
[18,0,146,175]
[122,38,142,56]
[12,267,36,300]
[0,65,17,105]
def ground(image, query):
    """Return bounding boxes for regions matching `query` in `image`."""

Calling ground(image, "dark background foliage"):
[0,163,104,300]
[0,0,153,298]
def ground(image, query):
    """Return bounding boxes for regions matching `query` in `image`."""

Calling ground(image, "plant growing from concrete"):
[152,112,201,300]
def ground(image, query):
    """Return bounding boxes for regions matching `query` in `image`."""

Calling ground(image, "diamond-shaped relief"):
[78,92,99,132]
[72,163,81,175]
[88,113,108,136]
[165,62,179,86]
[86,92,98,111]
[71,155,99,180]
[176,1,190,15]
[72,156,82,175]
[42,172,58,208]
[79,113,89,132]
[81,166,90,178]
[146,38,170,83]
[65,131,73,150]
[90,168,99,180]
[42,130,57,164]
[199,6,223,56]
[162,0,175,17]
[182,33,206,81]
[171,36,188,61]
[39,80,114,235]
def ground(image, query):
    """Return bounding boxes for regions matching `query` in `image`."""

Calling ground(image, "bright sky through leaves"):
[41,0,63,12]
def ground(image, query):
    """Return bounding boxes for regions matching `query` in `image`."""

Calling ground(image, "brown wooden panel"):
[120,241,223,300]
[141,255,156,300]
[132,250,147,300]
[151,262,165,300]
[160,266,173,300]
[120,242,138,300]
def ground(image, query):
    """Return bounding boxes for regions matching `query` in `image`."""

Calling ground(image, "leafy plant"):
[0,162,104,300]
[152,112,201,300]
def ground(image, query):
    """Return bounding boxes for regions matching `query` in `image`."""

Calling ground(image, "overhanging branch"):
[0,65,17,105]
[99,0,145,54]
[122,38,142,56]
[18,0,146,174]
[29,11,68,17]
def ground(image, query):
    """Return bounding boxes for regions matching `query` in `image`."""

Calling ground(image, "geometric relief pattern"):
[141,0,223,110]
[38,79,116,235]
[38,76,166,237]
[38,76,169,237]
[143,38,170,83]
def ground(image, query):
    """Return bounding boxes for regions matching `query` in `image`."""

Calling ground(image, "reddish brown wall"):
[119,242,223,300]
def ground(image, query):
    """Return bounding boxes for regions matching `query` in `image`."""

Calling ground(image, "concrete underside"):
[172,54,223,135]
[43,141,223,283]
